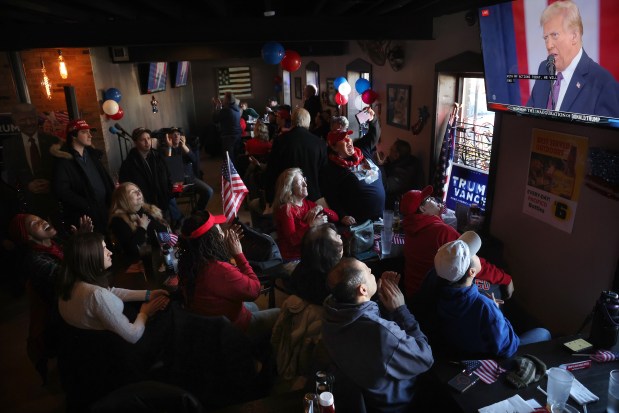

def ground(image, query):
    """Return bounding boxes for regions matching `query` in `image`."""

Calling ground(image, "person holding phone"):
[320,107,385,224]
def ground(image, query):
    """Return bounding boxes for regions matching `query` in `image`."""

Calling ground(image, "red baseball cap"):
[276,108,291,120]
[327,129,353,146]
[401,185,434,216]
[66,119,95,134]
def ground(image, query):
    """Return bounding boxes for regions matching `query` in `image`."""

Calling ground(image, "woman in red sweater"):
[272,168,339,262]
[177,211,279,338]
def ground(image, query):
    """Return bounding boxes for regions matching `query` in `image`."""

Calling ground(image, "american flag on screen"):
[221,152,248,222]
[590,350,619,362]
[217,66,252,98]
[462,359,506,384]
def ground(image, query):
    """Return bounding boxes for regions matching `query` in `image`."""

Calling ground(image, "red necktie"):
[29,137,42,175]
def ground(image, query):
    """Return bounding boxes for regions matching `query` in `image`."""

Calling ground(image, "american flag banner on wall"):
[221,152,248,222]
[217,66,252,98]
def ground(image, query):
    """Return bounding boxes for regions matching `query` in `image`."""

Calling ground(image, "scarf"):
[328,146,364,168]
[31,240,64,261]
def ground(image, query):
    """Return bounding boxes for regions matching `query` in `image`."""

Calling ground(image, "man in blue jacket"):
[434,231,550,358]
[322,258,434,412]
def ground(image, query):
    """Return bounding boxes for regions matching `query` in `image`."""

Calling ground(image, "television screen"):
[172,61,189,88]
[478,0,619,129]
[138,62,167,94]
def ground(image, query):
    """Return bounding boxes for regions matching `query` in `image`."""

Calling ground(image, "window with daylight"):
[217,66,252,98]
[305,61,319,94]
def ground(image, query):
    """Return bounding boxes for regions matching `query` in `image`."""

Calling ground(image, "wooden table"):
[432,336,616,412]
[210,388,307,413]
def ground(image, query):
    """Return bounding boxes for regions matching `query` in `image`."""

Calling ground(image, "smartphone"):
[563,338,593,353]
[447,372,480,393]
[355,110,372,125]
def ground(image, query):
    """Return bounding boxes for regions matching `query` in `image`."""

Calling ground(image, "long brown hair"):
[58,232,109,300]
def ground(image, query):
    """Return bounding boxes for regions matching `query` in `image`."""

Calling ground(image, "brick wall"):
[0,48,109,167]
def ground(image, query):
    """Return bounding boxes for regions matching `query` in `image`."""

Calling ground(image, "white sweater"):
[59,281,148,344]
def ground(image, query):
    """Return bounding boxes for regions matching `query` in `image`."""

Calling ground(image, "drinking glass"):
[546,367,574,411]
[608,369,619,413]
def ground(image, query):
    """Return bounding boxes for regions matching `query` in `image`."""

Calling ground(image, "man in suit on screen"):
[526,0,619,117]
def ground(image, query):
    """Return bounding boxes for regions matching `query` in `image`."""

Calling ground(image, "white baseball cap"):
[434,231,482,282]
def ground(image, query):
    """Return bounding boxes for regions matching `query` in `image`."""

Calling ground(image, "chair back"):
[237,220,282,272]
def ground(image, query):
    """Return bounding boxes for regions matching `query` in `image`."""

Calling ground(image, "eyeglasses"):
[421,197,440,206]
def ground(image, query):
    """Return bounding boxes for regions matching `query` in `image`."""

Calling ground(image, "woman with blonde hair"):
[272,168,338,262]
[108,182,170,267]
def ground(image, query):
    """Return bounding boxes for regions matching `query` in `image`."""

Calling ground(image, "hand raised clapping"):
[377,272,404,313]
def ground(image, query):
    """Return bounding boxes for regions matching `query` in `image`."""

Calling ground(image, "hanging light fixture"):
[57,49,68,79]
[40,58,52,100]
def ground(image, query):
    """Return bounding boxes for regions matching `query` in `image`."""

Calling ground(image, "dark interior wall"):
[192,58,280,141]
[491,113,619,336]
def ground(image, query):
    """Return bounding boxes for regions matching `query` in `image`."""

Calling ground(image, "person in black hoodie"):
[376,138,424,209]
[53,119,114,234]
[118,127,173,216]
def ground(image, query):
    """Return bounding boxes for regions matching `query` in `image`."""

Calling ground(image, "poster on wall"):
[445,164,488,211]
[522,129,588,233]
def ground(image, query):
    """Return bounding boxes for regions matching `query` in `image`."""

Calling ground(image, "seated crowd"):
[1,97,553,412]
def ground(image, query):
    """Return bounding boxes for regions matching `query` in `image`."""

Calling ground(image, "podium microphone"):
[114,123,132,138]
[546,55,556,77]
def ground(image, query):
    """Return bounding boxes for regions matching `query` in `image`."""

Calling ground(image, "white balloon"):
[354,95,365,111]
[338,82,351,96]
[102,99,119,116]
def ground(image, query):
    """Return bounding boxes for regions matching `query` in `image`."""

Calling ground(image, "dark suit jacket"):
[4,132,57,187]
[527,50,619,117]
[265,126,327,203]
[3,132,59,219]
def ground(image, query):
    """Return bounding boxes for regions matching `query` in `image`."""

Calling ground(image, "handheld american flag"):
[221,152,248,222]
[590,350,619,363]
[462,359,506,384]
[157,231,178,248]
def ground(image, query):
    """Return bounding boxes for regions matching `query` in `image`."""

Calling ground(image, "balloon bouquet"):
[261,42,303,96]
[101,88,124,120]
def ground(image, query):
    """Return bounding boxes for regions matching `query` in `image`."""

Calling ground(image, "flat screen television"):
[478,0,619,129]
[138,62,167,94]
[171,61,189,88]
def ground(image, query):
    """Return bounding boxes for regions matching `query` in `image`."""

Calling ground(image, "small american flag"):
[590,350,619,363]
[221,152,248,222]
[217,66,252,98]
[157,231,178,247]
[463,359,506,384]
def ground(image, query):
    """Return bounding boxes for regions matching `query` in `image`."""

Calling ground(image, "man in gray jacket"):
[322,258,434,412]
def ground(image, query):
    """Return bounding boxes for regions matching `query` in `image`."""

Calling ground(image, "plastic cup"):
[550,403,579,412]
[381,228,393,256]
[383,210,394,231]
[608,369,619,413]
[546,367,574,411]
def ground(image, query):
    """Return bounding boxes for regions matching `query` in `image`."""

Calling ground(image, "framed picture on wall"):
[325,78,337,107]
[294,77,303,99]
[386,84,411,129]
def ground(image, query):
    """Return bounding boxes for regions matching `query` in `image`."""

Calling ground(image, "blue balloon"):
[261,42,285,65]
[104,87,122,103]
[355,78,371,94]
[274,84,282,93]
[334,77,347,90]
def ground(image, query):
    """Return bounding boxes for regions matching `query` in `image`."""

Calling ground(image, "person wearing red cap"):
[177,211,280,337]
[320,111,385,224]
[400,185,514,301]
[52,119,115,234]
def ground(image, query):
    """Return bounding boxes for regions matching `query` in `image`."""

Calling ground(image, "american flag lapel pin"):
[576,82,581,89]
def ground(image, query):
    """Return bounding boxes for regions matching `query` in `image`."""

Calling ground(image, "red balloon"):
[109,106,124,120]
[362,89,378,104]
[335,92,348,105]
[280,50,302,72]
